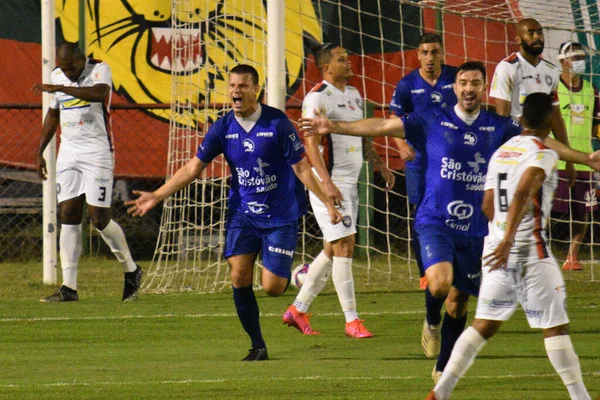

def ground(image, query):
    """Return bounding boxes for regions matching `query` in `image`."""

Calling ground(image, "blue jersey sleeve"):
[196,119,224,163]
[389,80,412,116]
[401,111,427,143]
[278,116,305,165]
[503,118,522,142]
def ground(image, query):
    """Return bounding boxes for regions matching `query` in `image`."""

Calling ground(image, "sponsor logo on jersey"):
[478,126,495,132]
[440,157,486,191]
[466,152,486,173]
[355,98,363,109]
[225,133,239,139]
[345,145,363,154]
[431,92,442,103]
[411,89,425,94]
[498,150,522,159]
[247,201,269,214]
[257,132,273,137]
[337,103,346,109]
[447,200,474,220]
[446,200,474,232]
[441,121,458,130]
[61,119,94,128]
[441,83,454,89]
[267,245,294,257]
[243,139,255,152]
[463,132,477,146]
[253,158,270,177]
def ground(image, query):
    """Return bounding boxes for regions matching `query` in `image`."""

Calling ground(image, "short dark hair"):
[230,64,259,85]
[57,42,84,60]
[456,61,486,81]
[313,43,335,70]
[522,92,553,130]
[419,33,443,48]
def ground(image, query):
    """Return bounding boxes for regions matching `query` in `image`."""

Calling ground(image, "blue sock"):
[425,288,444,326]
[436,312,467,372]
[232,285,265,349]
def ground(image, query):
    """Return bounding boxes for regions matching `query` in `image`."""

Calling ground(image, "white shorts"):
[56,147,115,208]
[476,254,569,329]
[309,183,358,242]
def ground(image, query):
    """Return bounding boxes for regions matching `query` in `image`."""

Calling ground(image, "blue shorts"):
[417,226,483,296]
[224,213,298,278]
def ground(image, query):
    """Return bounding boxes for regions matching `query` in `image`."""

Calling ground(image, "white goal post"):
[143,0,600,293]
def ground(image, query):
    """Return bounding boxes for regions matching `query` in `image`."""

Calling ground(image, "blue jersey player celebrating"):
[389,33,458,360]
[127,64,342,361]
[301,61,596,381]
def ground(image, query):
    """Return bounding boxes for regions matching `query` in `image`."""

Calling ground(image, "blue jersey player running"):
[127,64,342,361]
[300,61,590,381]
[389,33,457,360]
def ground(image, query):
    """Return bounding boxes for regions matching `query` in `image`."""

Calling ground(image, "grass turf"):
[0,257,598,399]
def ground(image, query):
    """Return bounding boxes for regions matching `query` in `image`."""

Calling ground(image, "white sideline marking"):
[2,305,598,323]
[1,371,599,389]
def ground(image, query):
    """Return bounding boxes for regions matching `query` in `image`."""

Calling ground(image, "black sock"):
[233,285,265,349]
[425,288,444,326]
[436,312,467,372]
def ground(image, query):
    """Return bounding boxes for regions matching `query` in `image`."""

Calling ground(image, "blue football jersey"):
[196,104,307,227]
[403,107,522,237]
[389,64,458,205]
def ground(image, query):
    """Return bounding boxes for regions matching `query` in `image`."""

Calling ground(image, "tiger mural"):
[55,0,322,123]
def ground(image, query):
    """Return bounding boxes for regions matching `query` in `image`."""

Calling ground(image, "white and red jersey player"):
[50,59,115,207]
[302,80,364,240]
[302,80,364,185]
[484,135,558,260]
[478,134,567,329]
[490,52,560,120]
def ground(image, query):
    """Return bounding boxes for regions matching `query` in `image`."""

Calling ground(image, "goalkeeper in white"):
[427,93,596,400]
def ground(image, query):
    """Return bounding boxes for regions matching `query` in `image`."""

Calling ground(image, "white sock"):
[434,326,487,400]
[60,224,82,290]
[293,251,333,313]
[331,256,358,322]
[545,335,591,400]
[97,219,137,272]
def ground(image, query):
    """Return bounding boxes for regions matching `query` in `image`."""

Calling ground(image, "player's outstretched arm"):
[299,111,405,139]
[127,157,208,217]
[483,167,545,271]
[544,137,600,171]
[292,158,343,225]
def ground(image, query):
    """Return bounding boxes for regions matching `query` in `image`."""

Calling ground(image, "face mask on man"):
[570,60,586,75]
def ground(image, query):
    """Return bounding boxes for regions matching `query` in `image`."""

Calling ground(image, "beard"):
[522,41,544,56]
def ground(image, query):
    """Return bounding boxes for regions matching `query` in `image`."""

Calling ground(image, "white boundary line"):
[1,304,597,323]
[0,371,598,389]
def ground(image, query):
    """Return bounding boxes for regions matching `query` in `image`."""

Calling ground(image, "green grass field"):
[1,257,599,399]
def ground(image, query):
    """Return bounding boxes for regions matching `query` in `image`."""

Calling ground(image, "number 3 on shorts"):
[98,186,106,202]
